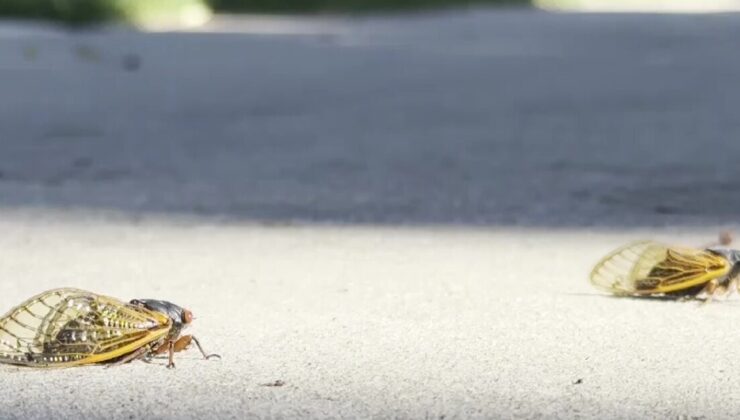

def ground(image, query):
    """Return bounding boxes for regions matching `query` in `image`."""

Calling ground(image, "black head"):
[129,299,193,330]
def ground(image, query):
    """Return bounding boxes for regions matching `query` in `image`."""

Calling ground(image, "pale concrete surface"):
[1,217,739,419]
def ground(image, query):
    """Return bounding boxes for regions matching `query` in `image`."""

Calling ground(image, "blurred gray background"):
[3,9,740,227]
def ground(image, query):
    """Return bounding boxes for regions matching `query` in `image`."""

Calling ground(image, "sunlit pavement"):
[1,217,736,419]
[2,8,740,419]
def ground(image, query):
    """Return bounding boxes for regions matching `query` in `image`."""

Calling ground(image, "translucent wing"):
[0,288,171,367]
[590,241,731,295]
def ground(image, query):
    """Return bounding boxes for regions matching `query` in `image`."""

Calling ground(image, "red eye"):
[182,309,193,324]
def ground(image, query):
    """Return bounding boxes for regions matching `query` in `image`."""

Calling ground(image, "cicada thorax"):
[129,299,188,340]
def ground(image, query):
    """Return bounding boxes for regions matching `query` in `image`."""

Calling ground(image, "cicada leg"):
[152,339,178,368]
[700,279,720,305]
[158,335,221,369]
[105,346,150,368]
[711,285,727,301]
[723,274,740,299]
[717,274,740,299]
[170,335,221,360]
[699,271,740,305]
[167,340,176,369]
[189,336,221,361]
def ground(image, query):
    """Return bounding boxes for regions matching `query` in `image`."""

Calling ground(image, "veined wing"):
[590,241,731,295]
[0,288,171,367]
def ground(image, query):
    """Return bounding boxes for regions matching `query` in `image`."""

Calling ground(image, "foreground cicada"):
[590,233,740,300]
[0,288,220,368]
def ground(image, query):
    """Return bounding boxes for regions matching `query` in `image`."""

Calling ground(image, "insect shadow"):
[565,291,740,306]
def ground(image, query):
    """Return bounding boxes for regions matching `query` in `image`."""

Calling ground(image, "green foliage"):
[0,0,528,25]
[207,0,528,13]
[0,0,209,25]
[0,0,117,24]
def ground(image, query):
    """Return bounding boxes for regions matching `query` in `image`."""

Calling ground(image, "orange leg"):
[700,279,720,305]
[155,336,192,354]
[173,335,192,352]
[155,335,221,369]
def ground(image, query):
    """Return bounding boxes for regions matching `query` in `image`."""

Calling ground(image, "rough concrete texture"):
[2,219,739,419]
[2,7,740,419]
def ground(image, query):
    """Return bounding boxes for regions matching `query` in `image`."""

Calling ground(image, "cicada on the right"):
[590,233,740,300]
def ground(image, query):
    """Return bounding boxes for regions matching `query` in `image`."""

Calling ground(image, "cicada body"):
[590,240,740,299]
[0,288,219,368]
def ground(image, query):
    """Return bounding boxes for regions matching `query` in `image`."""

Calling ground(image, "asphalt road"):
[2,9,740,227]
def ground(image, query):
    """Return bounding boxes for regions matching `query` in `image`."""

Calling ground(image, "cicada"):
[590,233,740,300]
[0,288,220,368]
